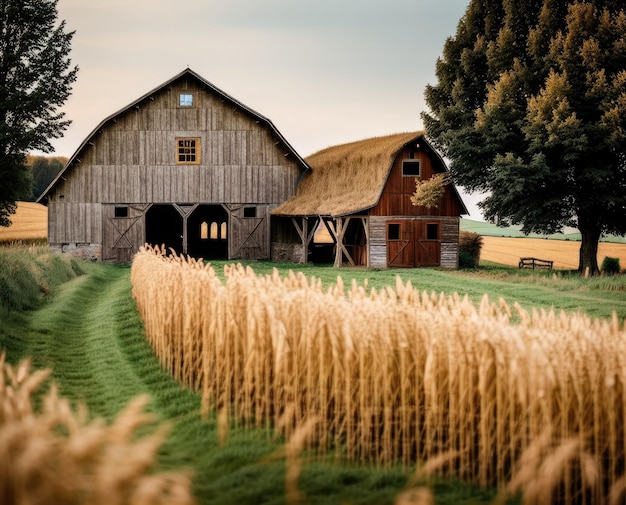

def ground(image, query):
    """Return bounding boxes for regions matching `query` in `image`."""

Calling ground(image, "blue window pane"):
[179,93,193,106]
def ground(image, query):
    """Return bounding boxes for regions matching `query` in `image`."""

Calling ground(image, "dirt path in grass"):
[8,263,197,420]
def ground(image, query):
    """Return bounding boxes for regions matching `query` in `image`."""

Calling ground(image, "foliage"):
[459,250,477,269]
[409,172,451,208]
[422,0,626,275]
[0,0,78,226]
[601,255,621,274]
[27,155,66,200]
[459,230,484,268]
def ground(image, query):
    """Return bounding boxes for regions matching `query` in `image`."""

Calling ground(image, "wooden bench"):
[519,257,553,270]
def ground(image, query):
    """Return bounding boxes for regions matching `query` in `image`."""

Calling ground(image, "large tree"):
[0,0,77,226]
[423,0,626,274]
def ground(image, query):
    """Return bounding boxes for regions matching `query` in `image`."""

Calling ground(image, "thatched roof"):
[271,131,424,217]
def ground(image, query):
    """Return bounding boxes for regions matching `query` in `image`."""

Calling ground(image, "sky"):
[53,0,483,217]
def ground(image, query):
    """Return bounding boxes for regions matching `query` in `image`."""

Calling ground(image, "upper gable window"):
[176,138,201,164]
[179,93,193,106]
[402,160,421,177]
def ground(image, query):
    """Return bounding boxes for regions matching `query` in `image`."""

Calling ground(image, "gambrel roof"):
[271,132,469,217]
[37,68,310,203]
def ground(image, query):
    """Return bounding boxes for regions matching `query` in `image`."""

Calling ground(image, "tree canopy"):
[423,0,626,274]
[0,0,77,226]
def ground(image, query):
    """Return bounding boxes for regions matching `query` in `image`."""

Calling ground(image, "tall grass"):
[131,245,626,504]
[0,245,83,313]
[0,352,196,505]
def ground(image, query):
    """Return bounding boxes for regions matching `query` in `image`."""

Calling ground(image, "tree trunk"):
[578,224,601,275]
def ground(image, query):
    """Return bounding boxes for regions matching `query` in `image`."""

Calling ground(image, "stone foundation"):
[50,242,102,262]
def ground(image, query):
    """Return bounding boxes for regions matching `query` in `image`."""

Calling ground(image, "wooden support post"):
[332,217,355,268]
[360,216,370,267]
[173,203,199,255]
[291,216,319,263]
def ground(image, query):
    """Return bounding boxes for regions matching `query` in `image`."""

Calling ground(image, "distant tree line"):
[24,155,67,201]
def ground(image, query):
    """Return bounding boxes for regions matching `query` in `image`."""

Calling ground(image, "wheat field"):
[0,201,47,242]
[480,236,626,270]
[131,245,626,504]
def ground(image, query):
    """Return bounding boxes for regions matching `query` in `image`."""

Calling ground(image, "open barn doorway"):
[187,205,229,259]
[145,204,183,255]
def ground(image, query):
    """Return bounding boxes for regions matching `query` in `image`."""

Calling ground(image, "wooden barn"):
[271,132,469,268]
[37,68,309,262]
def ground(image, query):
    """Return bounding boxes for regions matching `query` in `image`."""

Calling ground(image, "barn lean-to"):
[38,68,468,268]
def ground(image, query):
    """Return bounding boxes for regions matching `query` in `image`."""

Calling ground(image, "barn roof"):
[37,68,310,203]
[271,132,469,217]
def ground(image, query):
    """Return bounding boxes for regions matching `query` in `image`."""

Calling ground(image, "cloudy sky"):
[53,0,483,216]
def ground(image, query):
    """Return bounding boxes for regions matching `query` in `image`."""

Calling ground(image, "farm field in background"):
[0,201,47,243]
[479,236,626,270]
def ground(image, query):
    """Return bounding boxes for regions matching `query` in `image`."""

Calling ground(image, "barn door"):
[228,205,269,260]
[387,221,414,267]
[415,220,441,266]
[386,219,441,267]
[102,204,147,262]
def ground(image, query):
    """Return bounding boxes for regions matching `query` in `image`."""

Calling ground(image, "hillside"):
[461,218,626,244]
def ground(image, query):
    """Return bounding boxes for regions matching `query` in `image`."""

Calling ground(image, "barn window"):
[114,206,129,218]
[210,222,219,239]
[176,138,201,164]
[179,93,193,106]
[387,223,400,241]
[200,221,208,239]
[402,160,420,177]
[243,206,257,218]
[426,223,439,240]
[221,222,227,239]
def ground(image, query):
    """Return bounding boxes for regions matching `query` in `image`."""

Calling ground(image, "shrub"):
[458,250,476,269]
[459,230,483,267]
[601,256,621,275]
[0,246,81,312]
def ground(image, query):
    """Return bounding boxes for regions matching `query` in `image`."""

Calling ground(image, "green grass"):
[210,259,626,322]
[3,249,621,503]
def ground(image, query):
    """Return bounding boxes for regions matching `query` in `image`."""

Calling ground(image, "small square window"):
[388,223,400,240]
[426,223,439,240]
[243,207,257,218]
[403,160,420,177]
[179,93,193,106]
[114,206,128,218]
[176,138,201,164]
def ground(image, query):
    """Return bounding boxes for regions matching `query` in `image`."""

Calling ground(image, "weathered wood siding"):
[46,73,304,260]
[370,143,463,218]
